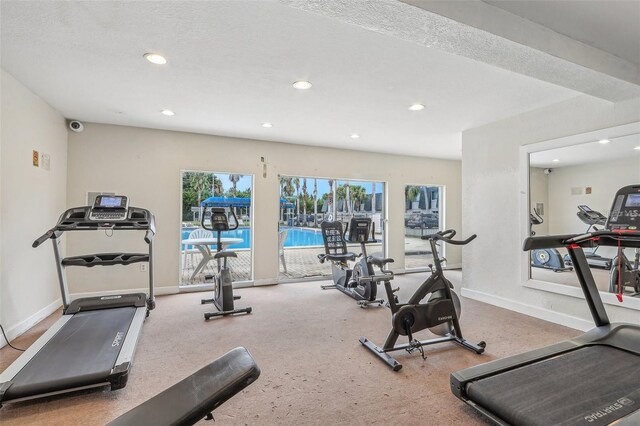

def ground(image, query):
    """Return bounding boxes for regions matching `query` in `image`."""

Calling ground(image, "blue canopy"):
[201,196,250,207]
[201,196,295,209]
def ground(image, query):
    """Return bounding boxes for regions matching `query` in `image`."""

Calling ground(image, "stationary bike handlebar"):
[422,229,477,246]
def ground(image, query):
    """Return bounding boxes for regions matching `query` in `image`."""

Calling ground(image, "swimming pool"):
[181,226,324,250]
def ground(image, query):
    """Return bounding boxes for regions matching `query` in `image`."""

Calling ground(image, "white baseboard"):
[70,286,178,300]
[461,287,592,331]
[1,298,62,348]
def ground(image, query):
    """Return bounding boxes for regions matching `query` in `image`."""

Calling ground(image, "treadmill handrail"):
[32,207,156,247]
[523,230,640,251]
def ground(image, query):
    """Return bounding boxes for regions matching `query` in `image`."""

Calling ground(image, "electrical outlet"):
[140,263,148,272]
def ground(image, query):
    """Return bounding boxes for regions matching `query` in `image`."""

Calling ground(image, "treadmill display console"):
[607,187,640,230]
[89,195,129,221]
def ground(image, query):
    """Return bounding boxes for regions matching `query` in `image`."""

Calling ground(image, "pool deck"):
[180,233,435,284]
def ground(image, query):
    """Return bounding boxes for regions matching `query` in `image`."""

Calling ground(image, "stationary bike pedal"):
[392,287,400,293]
[234,295,241,300]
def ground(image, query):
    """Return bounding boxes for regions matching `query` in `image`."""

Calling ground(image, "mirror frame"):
[519,121,640,311]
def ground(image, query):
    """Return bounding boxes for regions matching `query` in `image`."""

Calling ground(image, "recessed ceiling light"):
[634,146,640,150]
[261,122,273,128]
[144,53,167,65]
[293,80,312,90]
[350,133,360,139]
[598,139,610,144]
[409,103,425,111]
[161,109,175,116]
[552,158,560,162]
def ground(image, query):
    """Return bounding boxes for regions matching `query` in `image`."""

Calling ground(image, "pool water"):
[181,226,324,250]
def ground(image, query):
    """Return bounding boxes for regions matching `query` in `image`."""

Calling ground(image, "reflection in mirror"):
[529,133,640,297]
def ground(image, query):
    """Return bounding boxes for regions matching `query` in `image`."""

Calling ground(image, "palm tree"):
[292,177,300,223]
[345,182,351,215]
[406,185,421,210]
[327,179,334,220]
[280,177,294,197]
[350,185,366,211]
[190,173,210,207]
[212,175,224,196]
[301,178,308,219]
[228,174,243,197]
[279,177,294,223]
[313,179,318,227]
[371,182,376,214]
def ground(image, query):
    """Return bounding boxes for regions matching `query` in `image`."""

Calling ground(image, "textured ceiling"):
[486,0,640,65]
[1,1,583,159]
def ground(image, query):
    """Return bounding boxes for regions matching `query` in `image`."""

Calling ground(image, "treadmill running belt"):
[4,307,137,401]
[466,345,640,426]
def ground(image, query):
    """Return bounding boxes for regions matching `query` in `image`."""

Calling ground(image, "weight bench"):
[108,347,260,426]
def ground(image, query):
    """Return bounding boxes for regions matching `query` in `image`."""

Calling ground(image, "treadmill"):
[565,205,613,269]
[0,195,156,406]
[451,184,640,426]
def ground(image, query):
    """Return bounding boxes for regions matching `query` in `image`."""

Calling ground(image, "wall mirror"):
[522,122,640,310]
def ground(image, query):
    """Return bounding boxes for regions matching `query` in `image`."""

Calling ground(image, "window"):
[180,171,253,285]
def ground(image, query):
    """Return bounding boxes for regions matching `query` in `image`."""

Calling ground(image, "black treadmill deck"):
[3,307,136,401]
[466,345,640,426]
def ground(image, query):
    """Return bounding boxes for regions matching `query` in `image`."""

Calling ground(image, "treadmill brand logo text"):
[584,398,634,422]
[112,332,125,347]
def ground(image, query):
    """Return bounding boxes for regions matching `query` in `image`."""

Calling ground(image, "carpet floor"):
[0,271,580,425]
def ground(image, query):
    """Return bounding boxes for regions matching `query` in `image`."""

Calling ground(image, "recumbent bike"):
[318,218,394,307]
[360,229,486,371]
[200,207,251,319]
[529,207,572,272]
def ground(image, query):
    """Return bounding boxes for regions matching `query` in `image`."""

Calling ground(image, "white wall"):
[529,167,549,235]
[65,123,462,295]
[461,95,640,328]
[547,157,640,235]
[0,70,68,342]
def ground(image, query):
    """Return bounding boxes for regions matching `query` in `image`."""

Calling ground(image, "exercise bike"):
[529,208,572,272]
[200,206,252,319]
[360,229,486,371]
[318,217,393,307]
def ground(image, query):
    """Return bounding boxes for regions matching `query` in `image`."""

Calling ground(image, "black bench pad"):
[108,347,260,426]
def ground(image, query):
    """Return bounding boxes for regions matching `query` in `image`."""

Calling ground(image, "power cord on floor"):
[0,323,25,351]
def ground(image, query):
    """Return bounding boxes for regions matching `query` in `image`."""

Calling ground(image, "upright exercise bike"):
[360,229,486,371]
[529,208,572,272]
[318,218,393,307]
[200,207,252,319]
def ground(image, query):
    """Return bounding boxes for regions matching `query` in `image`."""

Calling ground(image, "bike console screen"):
[607,186,640,231]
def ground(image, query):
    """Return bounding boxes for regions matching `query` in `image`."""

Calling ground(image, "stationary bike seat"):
[214,251,238,259]
[368,256,394,268]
